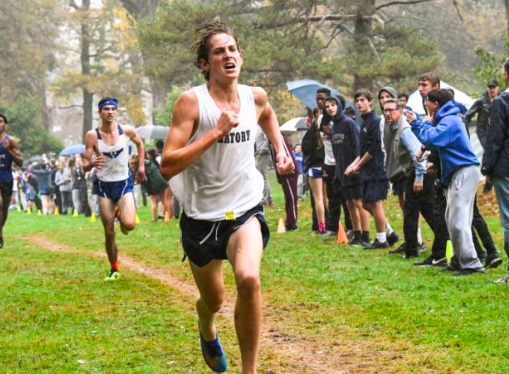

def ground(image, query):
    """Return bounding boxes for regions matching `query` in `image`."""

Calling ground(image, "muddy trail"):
[26,235,423,374]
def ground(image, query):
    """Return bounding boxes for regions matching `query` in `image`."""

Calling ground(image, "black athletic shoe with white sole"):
[414,255,446,267]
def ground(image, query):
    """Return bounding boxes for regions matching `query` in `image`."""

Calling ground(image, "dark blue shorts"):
[93,177,133,203]
[0,182,13,197]
[391,177,407,196]
[180,204,270,267]
[40,188,51,196]
[362,179,389,202]
[343,183,363,201]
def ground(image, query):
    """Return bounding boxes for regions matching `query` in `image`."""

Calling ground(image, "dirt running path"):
[26,235,415,374]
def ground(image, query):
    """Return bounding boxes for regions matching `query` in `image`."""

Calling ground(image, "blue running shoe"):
[200,333,227,373]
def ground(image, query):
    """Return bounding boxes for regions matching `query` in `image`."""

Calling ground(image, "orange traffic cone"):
[337,222,348,245]
[277,217,286,233]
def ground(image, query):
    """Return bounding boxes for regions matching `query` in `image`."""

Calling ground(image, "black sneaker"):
[442,261,461,272]
[349,237,363,247]
[404,250,419,259]
[485,251,503,269]
[387,232,400,246]
[417,243,427,254]
[364,239,389,249]
[389,242,406,254]
[414,255,446,267]
[453,267,486,276]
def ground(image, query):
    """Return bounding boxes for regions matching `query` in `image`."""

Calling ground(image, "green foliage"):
[154,86,183,126]
[472,38,509,90]
[338,24,444,95]
[0,0,58,98]
[0,97,63,157]
[51,1,149,127]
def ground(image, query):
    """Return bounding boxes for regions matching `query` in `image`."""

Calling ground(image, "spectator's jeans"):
[494,176,509,272]
[60,190,73,214]
[72,189,80,213]
[446,166,483,270]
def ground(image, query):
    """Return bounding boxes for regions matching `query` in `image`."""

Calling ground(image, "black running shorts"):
[180,204,270,267]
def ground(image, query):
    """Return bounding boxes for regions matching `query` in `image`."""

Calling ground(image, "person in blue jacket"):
[406,89,485,276]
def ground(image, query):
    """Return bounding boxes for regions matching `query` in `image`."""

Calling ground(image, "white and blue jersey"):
[93,124,133,202]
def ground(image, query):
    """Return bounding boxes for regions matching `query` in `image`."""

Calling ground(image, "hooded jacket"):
[328,97,361,187]
[377,87,397,111]
[301,118,324,172]
[410,101,479,185]
[464,90,495,149]
[483,89,509,177]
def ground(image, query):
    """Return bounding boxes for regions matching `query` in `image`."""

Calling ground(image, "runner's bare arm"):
[123,125,146,182]
[82,131,103,172]
[160,90,239,180]
[254,87,294,175]
[5,137,23,167]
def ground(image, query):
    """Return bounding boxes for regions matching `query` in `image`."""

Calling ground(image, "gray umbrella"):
[136,125,169,140]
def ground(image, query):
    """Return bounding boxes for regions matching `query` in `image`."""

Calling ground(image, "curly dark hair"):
[191,21,242,81]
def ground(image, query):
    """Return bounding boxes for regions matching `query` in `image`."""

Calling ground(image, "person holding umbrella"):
[82,97,146,281]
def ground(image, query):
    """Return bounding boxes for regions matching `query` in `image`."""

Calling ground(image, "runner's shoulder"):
[251,86,268,106]
[173,89,199,122]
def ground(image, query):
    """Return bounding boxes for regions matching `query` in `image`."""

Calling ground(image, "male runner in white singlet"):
[160,22,293,374]
[83,97,146,281]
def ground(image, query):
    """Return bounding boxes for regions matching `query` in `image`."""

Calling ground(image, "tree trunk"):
[81,0,93,143]
[119,0,170,125]
[120,0,160,19]
[353,0,376,92]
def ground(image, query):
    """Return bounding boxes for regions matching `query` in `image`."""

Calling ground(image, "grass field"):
[1,172,508,373]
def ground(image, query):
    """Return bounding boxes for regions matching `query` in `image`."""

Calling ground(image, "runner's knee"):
[236,273,261,296]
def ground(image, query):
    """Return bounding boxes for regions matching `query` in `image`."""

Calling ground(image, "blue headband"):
[98,99,118,110]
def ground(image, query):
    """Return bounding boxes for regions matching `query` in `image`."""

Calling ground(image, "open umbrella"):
[136,125,169,140]
[280,117,308,132]
[60,144,85,156]
[286,79,339,110]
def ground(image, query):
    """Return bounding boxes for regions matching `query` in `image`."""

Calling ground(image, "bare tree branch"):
[452,0,464,21]
[50,105,83,111]
[376,0,435,11]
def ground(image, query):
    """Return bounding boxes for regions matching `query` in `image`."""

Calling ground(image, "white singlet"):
[95,125,130,182]
[170,84,264,221]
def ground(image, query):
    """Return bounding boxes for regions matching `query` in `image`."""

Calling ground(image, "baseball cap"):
[487,79,499,87]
